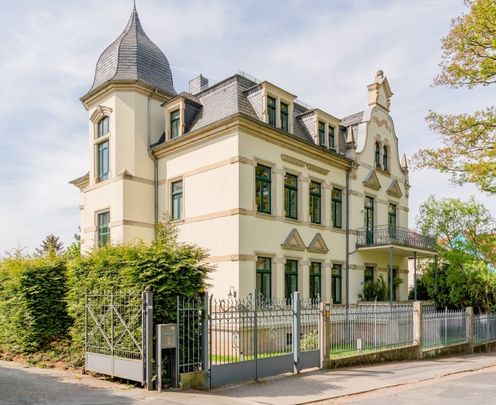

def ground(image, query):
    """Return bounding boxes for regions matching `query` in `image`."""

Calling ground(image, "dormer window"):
[318,122,326,146]
[328,126,335,150]
[280,102,289,132]
[97,116,109,138]
[267,96,277,127]
[375,142,381,168]
[170,109,180,139]
[383,146,389,171]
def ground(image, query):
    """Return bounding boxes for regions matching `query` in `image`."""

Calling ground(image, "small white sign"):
[357,338,362,352]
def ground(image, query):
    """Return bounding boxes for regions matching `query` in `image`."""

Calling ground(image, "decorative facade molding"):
[281,154,305,167]
[307,163,329,175]
[307,233,329,254]
[387,179,403,198]
[89,105,113,123]
[281,229,306,251]
[373,116,392,132]
[363,169,381,191]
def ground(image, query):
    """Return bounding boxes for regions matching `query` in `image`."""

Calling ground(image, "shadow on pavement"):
[0,365,136,405]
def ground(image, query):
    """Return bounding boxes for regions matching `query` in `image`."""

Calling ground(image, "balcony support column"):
[414,251,417,301]
[389,246,393,304]
[434,254,438,294]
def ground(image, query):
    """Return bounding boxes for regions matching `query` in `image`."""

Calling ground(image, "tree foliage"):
[415,196,496,311]
[35,234,64,257]
[416,195,495,265]
[413,0,496,193]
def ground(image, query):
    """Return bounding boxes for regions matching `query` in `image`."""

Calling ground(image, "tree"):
[413,0,496,193]
[416,195,495,265]
[35,234,64,257]
[415,196,496,311]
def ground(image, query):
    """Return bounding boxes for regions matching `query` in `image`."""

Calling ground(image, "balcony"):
[356,225,437,255]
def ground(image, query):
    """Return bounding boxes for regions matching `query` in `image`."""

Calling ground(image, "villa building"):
[71,6,436,304]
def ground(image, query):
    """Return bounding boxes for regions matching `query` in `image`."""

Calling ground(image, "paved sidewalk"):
[213,353,496,404]
[1,353,496,404]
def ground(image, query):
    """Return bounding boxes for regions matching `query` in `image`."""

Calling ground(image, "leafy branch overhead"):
[413,0,496,193]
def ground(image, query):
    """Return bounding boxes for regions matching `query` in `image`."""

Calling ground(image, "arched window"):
[383,146,389,171]
[97,116,109,138]
[375,142,381,168]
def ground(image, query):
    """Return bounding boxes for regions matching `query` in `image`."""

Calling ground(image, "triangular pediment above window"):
[363,170,381,191]
[281,229,306,251]
[307,233,329,254]
[387,179,403,198]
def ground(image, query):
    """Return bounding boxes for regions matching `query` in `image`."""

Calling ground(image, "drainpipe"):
[345,167,350,308]
[147,91,159,236]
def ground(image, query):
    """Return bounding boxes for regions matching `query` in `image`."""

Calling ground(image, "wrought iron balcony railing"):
[357,225,436,252]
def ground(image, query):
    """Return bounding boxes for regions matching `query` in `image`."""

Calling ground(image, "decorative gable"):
[281,229,306,251]
[387,179,403,198]
[363,170,381,191]
[307,233,329,254]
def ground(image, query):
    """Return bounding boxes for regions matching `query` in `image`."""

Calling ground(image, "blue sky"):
[0,0,494,254]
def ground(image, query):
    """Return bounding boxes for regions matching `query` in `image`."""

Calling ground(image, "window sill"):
[255,212,276,220]
[170,219,185,225]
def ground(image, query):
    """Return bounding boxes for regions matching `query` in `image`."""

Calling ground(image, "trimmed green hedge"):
[0,223,213,365]
[66,228,212,352]
[0,257,70,353]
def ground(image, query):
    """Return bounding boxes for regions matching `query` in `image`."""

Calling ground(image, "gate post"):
[413,301,423,359]
[84,289,88,375]
[292,291,301,374]
[466,307,474,353]
[143,289,154,390]
[320,302,331,369]
[202,293,209,389]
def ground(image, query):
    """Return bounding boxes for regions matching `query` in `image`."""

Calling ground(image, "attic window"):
[268,96,277,127]
[170,109,180,139]
[97,116,109,137]
[318,122,326,146]
[375,142,381,168]
[383,146,389,171]
[328,126,335,150]
[281,102,289,132]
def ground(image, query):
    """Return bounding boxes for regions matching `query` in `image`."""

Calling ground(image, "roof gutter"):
[147,90,159,235]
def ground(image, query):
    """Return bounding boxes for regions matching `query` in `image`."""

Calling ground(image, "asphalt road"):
[2,354,496,405]
[330,367,496,405]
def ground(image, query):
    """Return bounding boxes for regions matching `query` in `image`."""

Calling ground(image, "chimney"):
[345,126,357,161]
[189,74,209,95]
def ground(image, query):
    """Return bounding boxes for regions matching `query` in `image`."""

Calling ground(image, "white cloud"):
[0,0,494,254]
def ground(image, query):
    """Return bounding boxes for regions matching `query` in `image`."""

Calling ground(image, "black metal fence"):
[422,308,467,348]
[329,304,414,357]
[357,225,436,251]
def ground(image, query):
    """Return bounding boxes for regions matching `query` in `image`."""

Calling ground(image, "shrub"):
[66,222,213,353]
[360,275,403,301]
[0,256,70,353]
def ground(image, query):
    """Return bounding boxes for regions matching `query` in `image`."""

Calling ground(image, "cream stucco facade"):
[72,8,436,304]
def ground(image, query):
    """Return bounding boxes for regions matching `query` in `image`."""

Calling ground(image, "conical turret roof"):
[88,6,175,96]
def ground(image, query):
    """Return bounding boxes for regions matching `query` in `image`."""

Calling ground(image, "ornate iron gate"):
[177,291,321,388]
[84,290,153,385]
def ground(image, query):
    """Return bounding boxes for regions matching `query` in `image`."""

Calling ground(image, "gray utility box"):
[158,324,177,349]
[156,323,178,391]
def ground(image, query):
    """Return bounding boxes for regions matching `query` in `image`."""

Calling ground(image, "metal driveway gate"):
[84,290,153,386]
[181,291,321,388]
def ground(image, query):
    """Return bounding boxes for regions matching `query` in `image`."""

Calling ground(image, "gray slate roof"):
[341,111,364,127]
[88,7,175,95]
